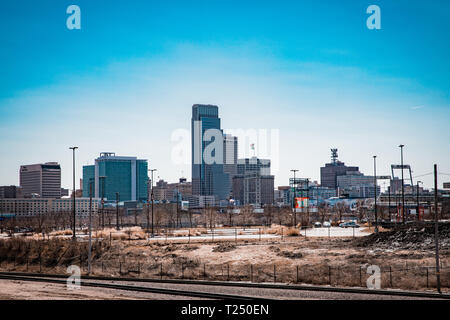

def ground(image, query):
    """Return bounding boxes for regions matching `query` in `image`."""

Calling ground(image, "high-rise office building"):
[320,149,358,189]
[19,162,61,198]
[82,152,148,202]
[237,157,270,175]
[223,134,238,195]
[232,156,274,206]
[191,104,230,202]
[337,171,379,198]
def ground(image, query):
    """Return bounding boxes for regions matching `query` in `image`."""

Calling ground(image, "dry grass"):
[93,227,146,240]
[263,224,300,237]
[49,229,73,236]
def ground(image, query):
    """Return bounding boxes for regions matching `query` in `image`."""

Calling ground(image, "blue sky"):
[0,0,449,190]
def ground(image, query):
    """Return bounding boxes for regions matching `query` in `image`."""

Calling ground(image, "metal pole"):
[399,144,405,223]
[434,164,441,293]
[291,170,298,226]
[417,181,421,221]
[388,183,391,222]
[115,192,120,230]
[373,156,378,233]
[88,181,93,275]
[306,178,309,226]
[69,146,78,241]
[149,169,157,237]
[147,179,150,234]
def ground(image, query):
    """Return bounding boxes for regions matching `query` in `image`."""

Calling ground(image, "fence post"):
[273,265,276,283]
[296,265,299,283]
[109,232,112,246]
[328,266,331,285]
[227,264,230,281]
[389,266,393,288]
[203,264,206,280]
[281,228,283,240]
[359,266,362,287]
[39,249,42,273]
[102,262,104,273]
[188,229,190,244]
[160,263,163,280]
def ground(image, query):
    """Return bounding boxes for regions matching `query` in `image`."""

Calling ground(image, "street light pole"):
[115,192,120,230]
[69,146,78,241]
[373,156,378,233]
[433,164,441,293]
[290,169,298,226]
[146,179,150,233]
[306,178,309,226]
[88,179,93,275]
[149,169,157,237]
[399,144,405,223]
[417,181,422,221]
[99,176,106,229]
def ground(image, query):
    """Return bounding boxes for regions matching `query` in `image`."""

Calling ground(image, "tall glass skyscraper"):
[191,104,230,201]
[83,152,148,202]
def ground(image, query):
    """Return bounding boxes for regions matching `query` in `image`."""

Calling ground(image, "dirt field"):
[1,224,448,292]
[0,279,201,300]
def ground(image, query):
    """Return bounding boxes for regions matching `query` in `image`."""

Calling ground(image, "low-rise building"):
[0,198,100,217]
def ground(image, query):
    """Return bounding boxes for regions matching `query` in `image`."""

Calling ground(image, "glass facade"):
[82,153,148,202]
[191,104,230,201]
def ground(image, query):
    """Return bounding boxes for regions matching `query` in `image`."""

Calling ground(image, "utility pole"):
[88,179,93,275]
[69,146,78,241]
[99,176,106,229]
[373,156,378,233]
[388,183,391,222]
[115,192,120,230]
[146,179,150,233]
[290,169,298,226]
[306,178,309,226]
[416,181,421,221]
[399,144,405,223]
[434,164,441,293]
[149,169,157,237]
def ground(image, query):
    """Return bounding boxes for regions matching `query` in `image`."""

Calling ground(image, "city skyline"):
[1,1,449,190]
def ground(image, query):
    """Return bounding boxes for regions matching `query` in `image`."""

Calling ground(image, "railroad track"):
[0,273,262,300]
[0,271,448,299]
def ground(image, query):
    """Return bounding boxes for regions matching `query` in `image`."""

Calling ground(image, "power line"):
[412,172,433,179]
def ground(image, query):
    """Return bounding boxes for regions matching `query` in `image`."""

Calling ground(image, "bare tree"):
[335,202,346,223]
[264,205,274,226]
[239,205,253,229]
[202,206,217,230]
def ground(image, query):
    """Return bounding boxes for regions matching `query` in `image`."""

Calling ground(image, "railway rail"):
[0,271,448,299]
[0,273,261,300]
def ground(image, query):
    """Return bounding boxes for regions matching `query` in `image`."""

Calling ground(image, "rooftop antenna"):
[331,148,338,165]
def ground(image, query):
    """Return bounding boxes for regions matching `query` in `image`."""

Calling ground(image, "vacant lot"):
[0,224,448,292]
